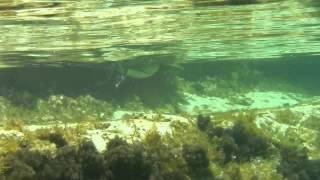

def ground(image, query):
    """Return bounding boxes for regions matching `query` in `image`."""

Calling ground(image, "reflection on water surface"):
[0,0,319,66]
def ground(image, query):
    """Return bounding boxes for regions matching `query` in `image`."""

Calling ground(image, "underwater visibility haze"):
[0,0,320,179]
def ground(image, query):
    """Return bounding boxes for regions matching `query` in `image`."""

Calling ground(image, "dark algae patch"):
[1,112,319,180]
[104,137,151,180]
[182,144,213,179]
[277,144,320,180]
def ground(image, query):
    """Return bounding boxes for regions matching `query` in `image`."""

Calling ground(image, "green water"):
[0,1,320,179]
[0,0,320,120]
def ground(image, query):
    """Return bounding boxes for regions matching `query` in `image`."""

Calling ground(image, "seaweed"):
[182,144,213,179]
[77,141,105,180]
[203,112,273,163]
[0,112,315,180]
[38,131,68,148]
[143,128,188,180]
[275,109,300,125]
[104,138,151,180]
[3,148,47,180]
[197,114,212,132]
[45,146,82,180]
[230,119,271,161]
[1,140,105,180]
[277,145,320,180]
[3,119,24,132]
[4,159,36,180]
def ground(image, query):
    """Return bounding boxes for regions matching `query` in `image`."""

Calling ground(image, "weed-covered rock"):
[197,114,212,131]
[38,131,68,148]
[202,113,273,163]
[143,128,188,180]
[3,148,47,180]
[104,138,152,180]
[182,144,213,179]
[78,141,105,179]
[278,145,320,180]
[0,111,317,180]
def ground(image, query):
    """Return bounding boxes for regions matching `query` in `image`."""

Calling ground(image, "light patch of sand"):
[180,91,306,114]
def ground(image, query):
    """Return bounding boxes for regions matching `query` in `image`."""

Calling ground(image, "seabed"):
[0,59,320,179]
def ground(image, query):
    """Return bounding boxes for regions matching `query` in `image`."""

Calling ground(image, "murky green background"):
[0,0,320,123]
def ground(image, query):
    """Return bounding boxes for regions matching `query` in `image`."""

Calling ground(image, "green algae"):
[0,94,115,124]
[0,49,319,180]
[0,109,319,179]
[274,109,301,125]
[0,59,319,125]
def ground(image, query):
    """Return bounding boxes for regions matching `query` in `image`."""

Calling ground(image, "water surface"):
[0,0,320,67]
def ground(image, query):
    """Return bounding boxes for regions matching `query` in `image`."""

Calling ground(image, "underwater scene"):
[1,0,320,179]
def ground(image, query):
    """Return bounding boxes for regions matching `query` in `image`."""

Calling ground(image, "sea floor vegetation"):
[0,104,320,180]
[0,60,319,124]
[0,60,319,179]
